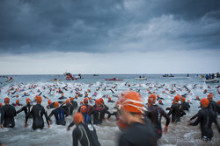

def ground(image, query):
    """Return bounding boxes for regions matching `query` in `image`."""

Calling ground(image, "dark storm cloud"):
[0,0,219,54]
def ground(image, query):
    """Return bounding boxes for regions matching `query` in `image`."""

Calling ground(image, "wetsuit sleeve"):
[190,111,201,126]
[72,128,80,146]
[25,108,33,123]
[161,109,170,126]
[213,113,220,133]
[167,105,173,116]
[190,113,199,121]
[48,110,55,119]
[16,106,25,114]
[118,134,130,146]
[68,121,75,128]
[1,108,5,124]
[105,110,111,119]
[43,109,50,125]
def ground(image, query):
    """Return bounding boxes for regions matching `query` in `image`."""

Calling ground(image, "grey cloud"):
[0,0,219,54]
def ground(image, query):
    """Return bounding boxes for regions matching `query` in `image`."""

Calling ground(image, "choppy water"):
[0,74,220,146]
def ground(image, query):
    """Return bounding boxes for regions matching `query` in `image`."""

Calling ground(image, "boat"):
[205,78,219,83]
[135,77,147,80]
[93,74,99,76]
[105,78,123,81]
[163,74,174,77]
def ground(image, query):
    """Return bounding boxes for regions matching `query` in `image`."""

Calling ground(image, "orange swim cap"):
[26,98,31,103]
[37,96,42,103]
[0,103,2,107]
[157,95,160,98]
[119,91,145,114]
[207,93,213,100]
[95,99,101,105]
[48,99,52,105]
[66,99,70,104]
[200,98,209,107]
[16,99,19,104]
[108,97,112,101]
[217,100,220,106]
[54,101,59,108]
[99,98,104,104]
[70,97,74,101]
[187,100,190,103]
[80,105,87,113]
[196,96,200,100]
[148,94,156,101]
[62,93,64,96]
[174,95,180,102]
[4,97,10,104]
[162,91,165,94]
[73,112,84,125]
[158,99,162,103]
[181,97,186,102]
[75,95,78,99]
[84,98,88,103]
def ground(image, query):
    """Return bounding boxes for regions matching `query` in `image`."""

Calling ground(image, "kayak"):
[105,78,123,81]
[205,78,219,83]
[135,78,147,80]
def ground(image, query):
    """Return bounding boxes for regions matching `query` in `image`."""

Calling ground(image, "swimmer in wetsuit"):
[25,96,50,130]
[1,97,16,129]
[189,98,220,141]
[48,102,66,126]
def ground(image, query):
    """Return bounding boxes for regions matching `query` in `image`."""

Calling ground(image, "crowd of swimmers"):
[0,85,220,146]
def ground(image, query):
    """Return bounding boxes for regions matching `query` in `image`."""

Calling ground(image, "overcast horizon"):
[0,0,220,74]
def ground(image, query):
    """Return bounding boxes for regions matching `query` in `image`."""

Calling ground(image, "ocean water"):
[0,74,219,146]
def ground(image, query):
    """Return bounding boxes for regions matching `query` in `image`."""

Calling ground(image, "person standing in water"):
[72,112,100,146]
[48,101,67,126]
[146,94,170,139]
[25,96,50,130]
[168,95,185,123]
[188,98,220,141]
[117,91,157,146]
[16,98,33,118]
[1,97,16,128]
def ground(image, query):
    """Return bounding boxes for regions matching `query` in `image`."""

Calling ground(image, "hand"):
[67,126,70,131]
[24,123,28,128]
[187,121,191,126]
[48,125,50,128]
[1,124,4,129]
[164,126,168,133]
[105,118,109,123]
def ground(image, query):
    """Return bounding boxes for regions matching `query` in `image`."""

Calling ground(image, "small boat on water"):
[135,77,147,80]
[205,78,219,83]
[105,78,123,81]
[163,74,174,77]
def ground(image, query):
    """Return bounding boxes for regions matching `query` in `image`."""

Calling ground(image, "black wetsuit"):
[190,107,220,141]
[1,104,16,128]
[16,104,33,118]
[181,102,190,111]
[208,100,220,114]
[62,104,74,117]
[146,104,170,139]
[118,119,157,146]
[72,123,100,146]
[46,103,55,109]
[49,107,66,125]
[89,106,111,124]
[71,100,78,110]
[26,104,49,130]
[168,103,185,122]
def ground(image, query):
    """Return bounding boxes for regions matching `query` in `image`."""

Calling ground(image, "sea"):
[0,74,219,146]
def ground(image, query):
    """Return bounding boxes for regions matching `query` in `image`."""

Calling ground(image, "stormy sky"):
[0,0,219,74]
